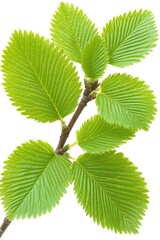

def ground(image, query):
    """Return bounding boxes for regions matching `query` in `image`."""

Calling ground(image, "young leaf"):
[2,30,81,123]
[96,73,156,131]
[76,115,135,154]
[51,2,98,63]
[72,151,148,233]
[81,36,109,80]
[0,140,71,220]
[102,10,158,67]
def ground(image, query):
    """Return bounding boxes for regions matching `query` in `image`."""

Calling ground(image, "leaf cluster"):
[0,1,158,236]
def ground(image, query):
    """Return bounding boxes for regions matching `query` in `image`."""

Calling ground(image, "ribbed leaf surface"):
[51,2,98,63]
[102,10,158,67]
[76,115,135,154]
[96,73,156,131]
[2,31,81,123]
[82,36,109,79]
[0,140,71,220]
[72,151,148,233]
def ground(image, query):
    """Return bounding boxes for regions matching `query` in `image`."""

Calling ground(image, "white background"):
[0,0,160,239]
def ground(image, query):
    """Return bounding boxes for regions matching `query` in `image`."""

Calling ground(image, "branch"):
[0,217,11,238]
[0,80,99,237]
[55,80,99,154]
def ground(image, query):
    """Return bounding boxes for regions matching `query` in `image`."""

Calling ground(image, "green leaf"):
[51,2,98,63]
[96,73,156,131]
[81,36,109,80]
[76,115,135,154]
[2,30,81,123]
[72,151,148,233]
[0,140,71,220]
[102,10,158,67]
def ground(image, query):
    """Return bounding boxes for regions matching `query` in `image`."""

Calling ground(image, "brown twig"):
[0,217,11,238]
[55,80,99,154]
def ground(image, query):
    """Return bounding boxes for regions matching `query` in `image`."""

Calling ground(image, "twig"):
[0,217,11,238]
[55,80,98,154]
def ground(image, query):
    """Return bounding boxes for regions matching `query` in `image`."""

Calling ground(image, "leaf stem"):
[0,217,11,238]
[68,141,78,149]
[68,155,76,161]
[55,80,99,155]
[60,119,67,130]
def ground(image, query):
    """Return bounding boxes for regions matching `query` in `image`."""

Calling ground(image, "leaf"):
[72,151,148,233]
[81,36,109,80]
[51,2,99,63]
[0,140,71,220]
[96,73,156,131]
[102,10,158,67]
[2,30,81,123]
[76,115,135,154]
